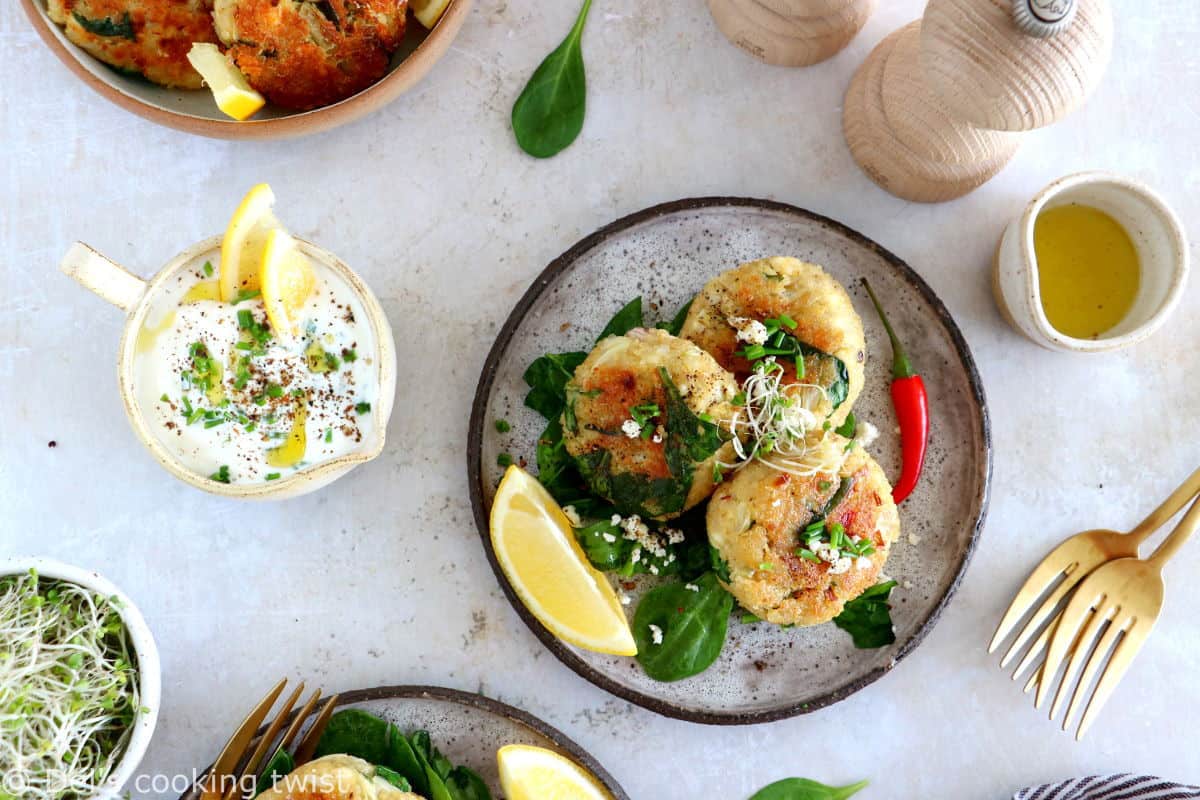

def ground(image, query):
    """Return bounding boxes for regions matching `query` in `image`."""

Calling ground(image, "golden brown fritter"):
[255,755,422,800]
[47,0,217,88]
[212,0,408,110]
[707,445,899,626]
[680,257,866,426]
[562,328,740,521]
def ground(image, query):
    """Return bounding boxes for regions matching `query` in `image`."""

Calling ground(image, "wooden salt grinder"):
[842,0,1113,203]
[708,0,877,67]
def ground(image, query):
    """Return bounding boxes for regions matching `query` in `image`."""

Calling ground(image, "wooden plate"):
[20,0,471,140]
[178,685,629,800]
[468,197,991,724]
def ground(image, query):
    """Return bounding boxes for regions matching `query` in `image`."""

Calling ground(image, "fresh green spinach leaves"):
[633,572,734,681]
[595,296,643,341]
[511,0,594,158]
[313,710,490,800]
[833,580,897,649]
[656,297,694,336]
[748,778,869,800]
[523,351,587,420]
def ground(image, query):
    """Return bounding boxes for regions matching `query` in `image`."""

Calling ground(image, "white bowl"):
[0,557,161,800]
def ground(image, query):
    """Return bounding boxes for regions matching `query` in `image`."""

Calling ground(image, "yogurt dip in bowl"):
[62,235,396,498]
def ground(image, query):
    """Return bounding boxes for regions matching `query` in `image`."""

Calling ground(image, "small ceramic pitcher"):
[993,171,1189,352]
[61,237,397,499]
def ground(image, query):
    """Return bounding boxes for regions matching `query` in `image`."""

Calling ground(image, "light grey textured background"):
[2,1,1199,798]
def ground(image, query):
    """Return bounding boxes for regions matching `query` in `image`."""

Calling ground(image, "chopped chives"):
[324,428,333,443]
[265,473,281,481]
[354,402,371,414]
[266,384,283,398]
[497,453,514,468]
[202,261,213,277]
[342,348,357,362]
[494,419,511,433]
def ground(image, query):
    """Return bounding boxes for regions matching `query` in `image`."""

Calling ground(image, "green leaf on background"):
[595,296,644,341]
[511,0,594,158]
[748,778,869,800]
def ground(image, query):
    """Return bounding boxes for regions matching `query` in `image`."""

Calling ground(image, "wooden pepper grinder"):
[842,0,1113,203]
[708,0,877,67]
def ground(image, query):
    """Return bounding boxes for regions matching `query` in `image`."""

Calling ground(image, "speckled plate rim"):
[178,685,631,800]
[467,196,992,725]
[19,0,472,140]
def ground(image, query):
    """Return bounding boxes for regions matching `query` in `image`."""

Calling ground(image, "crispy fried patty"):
[213,0,408,110]
[47,0,218,88]
[680,257,866,426]
[562,327,739,521]
[707,445,899,626]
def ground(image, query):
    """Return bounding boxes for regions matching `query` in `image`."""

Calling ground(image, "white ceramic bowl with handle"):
[0,557,161,800]
[993,171,1189,353]
[61,236,397,499]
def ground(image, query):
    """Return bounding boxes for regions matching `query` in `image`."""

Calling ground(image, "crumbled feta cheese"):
[630,546,642,564]
[685,583,700,592]
[649,565,659,575]
[856,556,873,571]
[611,514,623,526]
[908,533,922,545]
[854,420,880,449]
[619,592,632,606]
[621,419,641,438]
[649,624,664,645]
[601,532,617,543]
[902,580,913,590]
[664,528,686,545]
[828,556,853,575]
[562,505,582,527]
[728,316,769,345]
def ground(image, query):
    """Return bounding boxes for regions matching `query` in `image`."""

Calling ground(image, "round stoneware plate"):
[468,197,991,724]
[20,0,470,139]
[179,685,629,800]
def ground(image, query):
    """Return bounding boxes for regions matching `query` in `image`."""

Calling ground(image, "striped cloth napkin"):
[1015,775,1200,800]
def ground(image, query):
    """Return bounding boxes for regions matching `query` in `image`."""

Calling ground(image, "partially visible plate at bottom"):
[469,197,991,724]
[179,685,629,799]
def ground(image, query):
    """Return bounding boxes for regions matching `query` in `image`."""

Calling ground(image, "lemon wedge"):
[497,745,612,800]
[220,183,279,302]
[411,0,451,28]
[260,229,315,339]
[489,466,637,656]
[186,43,265,121]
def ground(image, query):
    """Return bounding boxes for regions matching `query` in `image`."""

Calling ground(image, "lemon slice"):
[186,43,265,121]
[411,0,451,28]
[260,229,315,338]
[220,183,279,302]
[489,466,636,656]
[497,745,612,800]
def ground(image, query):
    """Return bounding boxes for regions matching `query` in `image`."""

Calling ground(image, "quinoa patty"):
[562,328,740,521]
[706,445,900,626]
[213,0,408,110]
[680,257,866,426]
[47,0,218,88]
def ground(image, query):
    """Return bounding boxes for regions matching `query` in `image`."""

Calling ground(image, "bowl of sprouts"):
[0,557,161,800]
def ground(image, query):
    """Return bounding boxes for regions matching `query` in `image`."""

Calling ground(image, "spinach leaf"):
[833,412,856,439]
[535,417,578,502]
[799,343,850,410]
[375,767,411,792]
[511,0,593,158]
[633,572,733,681]
[749,778,869,800]
[444,766,491,800]
[660,367,726,464]
[574,513,709,578]
[314,709,391,764]
[819,476,855,519]
[657,298,694,337]
[710,545,732,582]
[575,449,689,520]
[833,581,897,649]
[523,351,586,420]
[385,726,427,795]
[72,11,135,39]
[409,731,454,800]
[253,747,294,796]
[595,296,643,342]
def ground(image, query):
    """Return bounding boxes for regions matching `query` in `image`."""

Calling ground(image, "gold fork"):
[198,679,339,800]
[1037,494,1200,740]
[989,466,1200,675]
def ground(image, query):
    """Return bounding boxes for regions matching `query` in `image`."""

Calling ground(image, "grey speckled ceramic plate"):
[179,686,629,800]
[468,198,991,724]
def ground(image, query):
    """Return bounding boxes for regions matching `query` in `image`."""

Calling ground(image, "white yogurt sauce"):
[133,255,379,485]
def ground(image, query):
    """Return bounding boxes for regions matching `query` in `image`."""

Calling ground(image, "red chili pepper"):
[862,278,928,504]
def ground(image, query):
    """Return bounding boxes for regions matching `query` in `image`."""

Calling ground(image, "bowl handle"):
[60,242,148,313]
